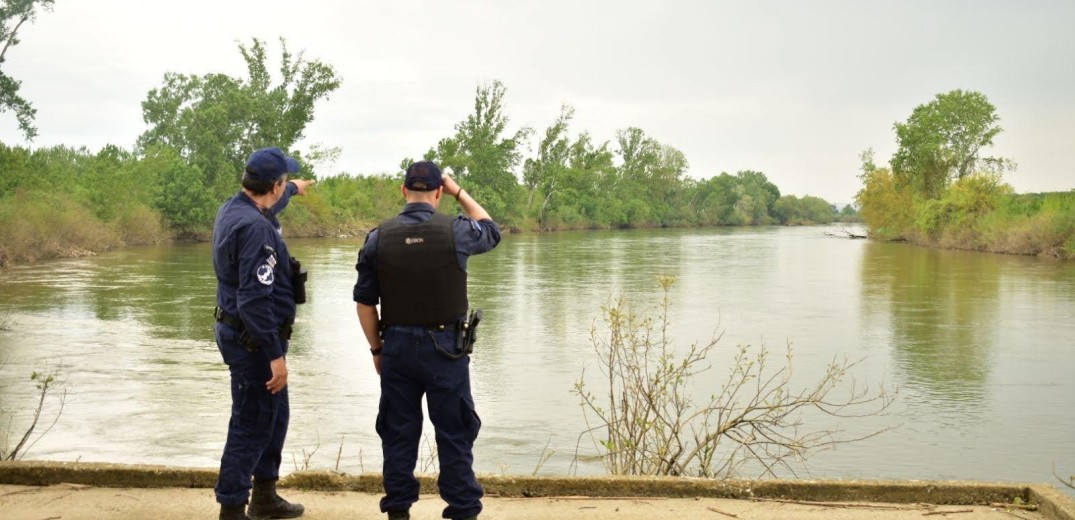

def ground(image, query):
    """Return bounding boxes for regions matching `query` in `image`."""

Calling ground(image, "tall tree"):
[428,80,531,221]
[0,0,53,140]
[561,132,615,228]
[652,144,690,223]
[890,90,1003,199]
[614,127,662,226]
[139,38,340,203]
[523,104,574,225]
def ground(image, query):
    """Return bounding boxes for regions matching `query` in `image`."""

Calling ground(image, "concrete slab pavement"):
[1,461,1072,520]
[0,484,1050,520]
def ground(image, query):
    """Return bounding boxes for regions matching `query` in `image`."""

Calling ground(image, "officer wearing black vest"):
[212,147,313,520]
[354,161,501,520]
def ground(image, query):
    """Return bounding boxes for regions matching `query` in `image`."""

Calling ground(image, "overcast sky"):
[2,0,1072,204]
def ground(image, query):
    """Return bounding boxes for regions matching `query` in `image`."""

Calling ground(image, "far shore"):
[11,218,1073,271]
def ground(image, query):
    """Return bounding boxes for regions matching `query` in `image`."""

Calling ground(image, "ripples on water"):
[0,228,1073,493]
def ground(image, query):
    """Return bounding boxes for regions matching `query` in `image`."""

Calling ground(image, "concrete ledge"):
[0,460,217,488]
[1031,485,1075,520]
[2,461,1072,519]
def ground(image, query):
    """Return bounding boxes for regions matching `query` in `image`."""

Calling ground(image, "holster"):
[426,309,483,361]
[457,309,482,355]
[290,257,308,304]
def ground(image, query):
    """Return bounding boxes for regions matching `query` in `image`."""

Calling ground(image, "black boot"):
[387,511,410,520]
[219,503,251,520]
[247,478,305,519]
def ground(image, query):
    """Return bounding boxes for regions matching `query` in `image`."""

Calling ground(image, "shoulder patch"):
[257,264,275,285]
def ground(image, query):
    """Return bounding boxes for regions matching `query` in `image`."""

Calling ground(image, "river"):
[0,226,1073,490]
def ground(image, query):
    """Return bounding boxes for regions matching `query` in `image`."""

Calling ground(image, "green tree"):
[523,104,574,226]
[0,140,31,193]
[891,90,1003,199]
[856,166,915,240]
[613,127,689,226]
[0,0,54,140]
[772,195,803,224]
[562,132,616,228]
[426,80,531,223]
[734,170,780,224]
[616,127,659,179]
[77,144,139,222]
[800,195,836,224]
[694,173,743,225]
[138,38,340,205]
[652,144,690,224]
[236,40,340,154]
[859,147,878,176]
[143,145,216,235]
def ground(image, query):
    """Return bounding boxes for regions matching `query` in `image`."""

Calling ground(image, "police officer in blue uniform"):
[213,147,314,520]
[354,161,500,520]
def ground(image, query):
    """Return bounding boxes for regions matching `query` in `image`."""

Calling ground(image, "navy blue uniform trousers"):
[377,326,483,519]
[215,323,290,506]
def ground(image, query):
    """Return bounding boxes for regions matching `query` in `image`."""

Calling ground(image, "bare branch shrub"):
[532,436,556,476]
[573,275,896,478]
[418,433,438,473]
[1055,463,1075,491]
[335,434,345,471]
[0,263,11,330]
[0,263,11,331]
[291,432,321,471]
[1,368,67,460]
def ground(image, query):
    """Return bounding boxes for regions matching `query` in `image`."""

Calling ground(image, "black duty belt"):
[214,307,295,341]
[382,309,482,361]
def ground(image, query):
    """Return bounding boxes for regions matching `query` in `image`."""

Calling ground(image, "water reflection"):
[861,244,1000,402]
[86,245,218,341]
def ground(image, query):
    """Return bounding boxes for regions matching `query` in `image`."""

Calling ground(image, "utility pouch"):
[290,257,308,304]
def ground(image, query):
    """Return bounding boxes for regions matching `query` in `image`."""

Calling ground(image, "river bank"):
[857,173,1075,261]
[5,215,1070,272]
[1,461,1072,520]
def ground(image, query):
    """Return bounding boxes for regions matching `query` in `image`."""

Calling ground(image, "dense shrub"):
[856,166,1074,258]
[0,191,120,262]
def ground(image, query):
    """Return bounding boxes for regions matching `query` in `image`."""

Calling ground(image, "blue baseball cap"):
[245,147,300,181]
[404,161,443,191]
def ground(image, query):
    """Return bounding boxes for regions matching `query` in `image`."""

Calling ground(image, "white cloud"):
[1,0,1072,203]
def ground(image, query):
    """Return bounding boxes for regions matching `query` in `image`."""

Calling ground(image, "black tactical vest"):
[376,213,468,326]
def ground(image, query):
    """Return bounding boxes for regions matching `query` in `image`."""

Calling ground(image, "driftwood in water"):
[825,225,868,239]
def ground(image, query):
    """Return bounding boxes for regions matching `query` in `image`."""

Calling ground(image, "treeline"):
[405,92,855,231]
[855,90,1074,259]
[0,39,855,266]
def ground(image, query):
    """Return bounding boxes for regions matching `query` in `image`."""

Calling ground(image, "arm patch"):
[256,264,275,285]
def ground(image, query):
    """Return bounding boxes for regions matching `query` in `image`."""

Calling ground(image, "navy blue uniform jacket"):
[213,182,299,360]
